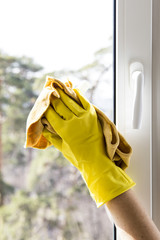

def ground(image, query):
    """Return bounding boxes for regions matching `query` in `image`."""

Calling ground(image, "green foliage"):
[0,176,15,196]
[27,147,69,191]
[0,190,58,240]
[0,188,92,240]
[0,51,43,165]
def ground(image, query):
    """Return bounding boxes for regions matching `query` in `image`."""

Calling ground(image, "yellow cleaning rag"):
[25,76,132,170]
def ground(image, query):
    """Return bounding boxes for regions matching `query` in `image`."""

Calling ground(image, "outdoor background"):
[0,1,114,239]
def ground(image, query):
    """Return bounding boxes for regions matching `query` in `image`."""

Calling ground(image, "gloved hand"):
[42,87,135,208]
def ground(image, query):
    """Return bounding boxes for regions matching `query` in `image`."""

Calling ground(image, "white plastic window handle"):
[130,62,144,129]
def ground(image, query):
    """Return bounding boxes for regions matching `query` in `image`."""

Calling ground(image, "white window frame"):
[152,0,160,230]
[116,0,159,236]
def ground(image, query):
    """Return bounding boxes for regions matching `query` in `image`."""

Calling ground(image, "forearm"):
[106,189,160,240]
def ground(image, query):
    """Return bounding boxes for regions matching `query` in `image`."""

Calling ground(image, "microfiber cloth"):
[24,76,132,170]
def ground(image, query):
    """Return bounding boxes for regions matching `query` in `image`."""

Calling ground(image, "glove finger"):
[42,127,62,151]
[57,88,85,116]
[73,88,91,111]
[44,106,64,133]
[50,96,74,120]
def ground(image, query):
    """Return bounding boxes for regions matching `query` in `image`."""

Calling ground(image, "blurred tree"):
[0,50,43,205]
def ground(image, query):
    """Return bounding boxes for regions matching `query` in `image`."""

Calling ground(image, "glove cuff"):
[81,165,136,208]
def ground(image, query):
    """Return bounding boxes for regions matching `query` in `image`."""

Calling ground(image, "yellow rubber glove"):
[42,88,136,208]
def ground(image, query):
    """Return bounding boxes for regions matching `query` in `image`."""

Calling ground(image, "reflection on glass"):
[0,0,113,239]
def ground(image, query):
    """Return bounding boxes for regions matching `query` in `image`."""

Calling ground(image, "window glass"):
[0,0,114,239]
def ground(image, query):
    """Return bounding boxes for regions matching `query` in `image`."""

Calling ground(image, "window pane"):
[0,0,114,239]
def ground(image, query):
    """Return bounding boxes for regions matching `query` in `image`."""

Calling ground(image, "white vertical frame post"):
[116,0,152,219]
[152,0,160,229]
